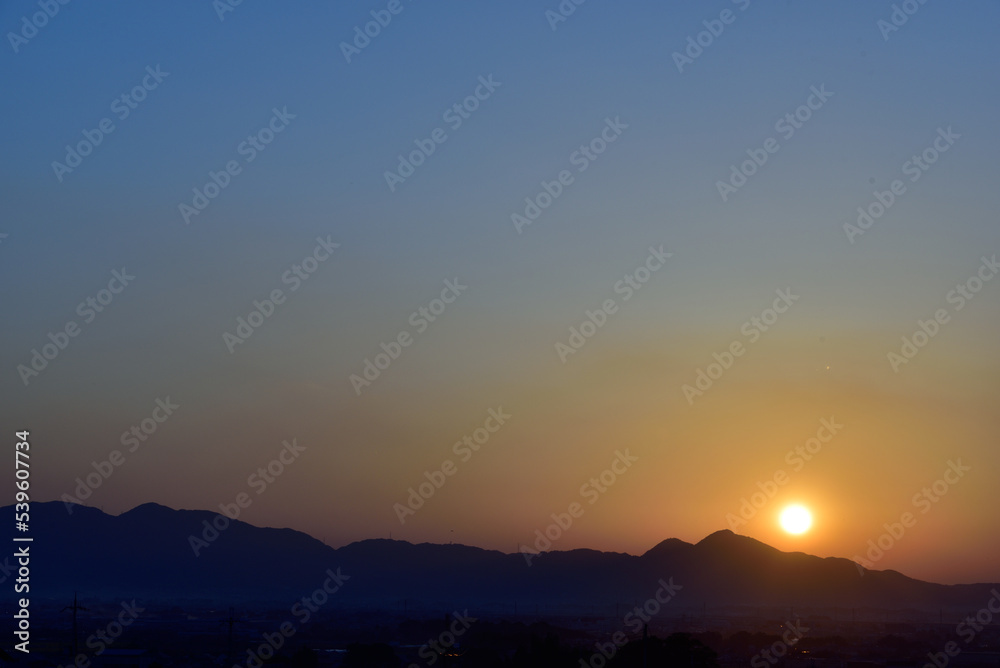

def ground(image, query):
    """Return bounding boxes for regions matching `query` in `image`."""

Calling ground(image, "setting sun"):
[780,505,813,535]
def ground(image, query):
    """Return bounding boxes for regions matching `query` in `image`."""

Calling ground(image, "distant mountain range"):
[11,501,996,611]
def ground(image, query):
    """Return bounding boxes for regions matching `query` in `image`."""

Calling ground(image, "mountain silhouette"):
[12,502,996,611]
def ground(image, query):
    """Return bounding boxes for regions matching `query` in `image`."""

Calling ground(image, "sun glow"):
[780,504,813,534]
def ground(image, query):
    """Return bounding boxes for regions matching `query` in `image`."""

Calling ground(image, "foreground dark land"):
[13,599,1000,667]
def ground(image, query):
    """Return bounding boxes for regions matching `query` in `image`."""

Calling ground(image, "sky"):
[2,1,999,585]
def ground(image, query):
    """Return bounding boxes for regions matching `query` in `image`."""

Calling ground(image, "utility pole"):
[62,592,88,657]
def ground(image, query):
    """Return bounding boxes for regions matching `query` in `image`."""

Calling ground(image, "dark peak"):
[537,547,632,563]
[697,529,738,544]
[29,500,108,521]
[120,502,177,517]
[35,499,98,512]
[642,537,692,558]
[695,529,774,553]
[346,538,414,549]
